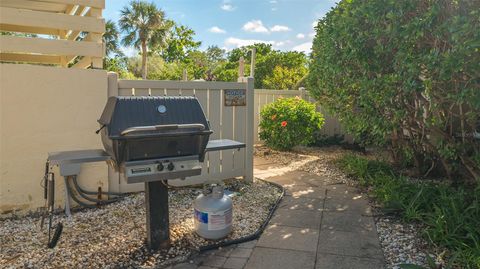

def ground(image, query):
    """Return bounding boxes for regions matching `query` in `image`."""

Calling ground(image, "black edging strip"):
[198,178,285,252]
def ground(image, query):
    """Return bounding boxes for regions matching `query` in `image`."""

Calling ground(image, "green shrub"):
[259,97,324,150]
[309,0,480,181]
[338,154,480,268]
[309,133,345,147]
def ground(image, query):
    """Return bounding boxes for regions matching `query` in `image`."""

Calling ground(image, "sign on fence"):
[224,89,246,106]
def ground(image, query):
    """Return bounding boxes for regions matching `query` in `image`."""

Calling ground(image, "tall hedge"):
[308,0,480,181]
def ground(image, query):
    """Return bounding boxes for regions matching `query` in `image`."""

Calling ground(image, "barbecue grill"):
[98,96,245,250]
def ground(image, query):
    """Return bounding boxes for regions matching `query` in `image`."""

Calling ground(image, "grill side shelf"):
[48,149,110,165]
[205,139,246,152]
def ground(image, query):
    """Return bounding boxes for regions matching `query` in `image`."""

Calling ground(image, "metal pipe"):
[45,171,63,249]
[65,177,97,209]
[47,173,55,211]
[44,161,49,200]
[71,175,125,196]
[70,176,120,204]
[46,172,55,242]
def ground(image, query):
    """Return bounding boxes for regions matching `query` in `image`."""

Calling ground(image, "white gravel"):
[0,179,282,268]
[255,145,446,269]
[255,145,352,185]
[375,215,435,269]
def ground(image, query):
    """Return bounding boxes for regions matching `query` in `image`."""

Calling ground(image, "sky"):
[104,0,338,56]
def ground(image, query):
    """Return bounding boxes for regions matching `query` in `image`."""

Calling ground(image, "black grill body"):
[98,96,212,167]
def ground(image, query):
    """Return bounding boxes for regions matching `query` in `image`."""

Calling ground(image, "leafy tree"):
[182,46,227,81]
[162,46,227,81]
[211,63,238,82]
[218,43,308,88]
[184,50,208,79]
[205,46,226,64]
[119,0,171,79]
[203,46,227,80]
[264,65,307,90]
[105,57,134,78]
[227,43,273,63]
[103,20,130,74]
[127,55,185,80]
[161,23,201,62]
[117,34,307,87]
[103,20,123,57]
[308,0,480,181]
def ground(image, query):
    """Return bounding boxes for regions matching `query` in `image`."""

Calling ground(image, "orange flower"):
[281,121,288,127]
[271,115,277,120]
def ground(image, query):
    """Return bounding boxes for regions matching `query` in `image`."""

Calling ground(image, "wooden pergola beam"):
[0,53,61,64]
[0,35,104,57]
[0,0,67,12]
[0,24,60,36]
[0,6,105,33]
[39,0,104,9]
[0,0,104,69]
[72,56,92,68]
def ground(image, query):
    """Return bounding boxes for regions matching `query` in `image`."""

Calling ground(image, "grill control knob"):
[157,163,164,171]
[167,162,175,171]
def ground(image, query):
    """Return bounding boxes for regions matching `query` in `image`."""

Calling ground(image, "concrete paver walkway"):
[170,157,385,269]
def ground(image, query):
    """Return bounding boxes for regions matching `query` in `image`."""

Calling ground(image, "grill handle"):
[120,124,205,136]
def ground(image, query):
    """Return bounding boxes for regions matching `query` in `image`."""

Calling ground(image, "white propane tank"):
[194,184,233,240]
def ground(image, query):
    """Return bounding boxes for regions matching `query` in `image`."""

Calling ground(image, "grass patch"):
[338,154,480,269]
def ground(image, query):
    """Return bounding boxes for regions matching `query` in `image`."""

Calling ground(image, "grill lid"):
[98,96,210,138]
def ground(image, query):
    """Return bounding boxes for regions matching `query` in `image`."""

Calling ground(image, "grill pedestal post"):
[145,181,170,250]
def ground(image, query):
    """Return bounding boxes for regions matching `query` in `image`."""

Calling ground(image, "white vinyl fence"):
[254,89,350,144]
[107,73,254,193]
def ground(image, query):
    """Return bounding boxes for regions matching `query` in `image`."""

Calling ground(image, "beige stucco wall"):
[0,63,108,215]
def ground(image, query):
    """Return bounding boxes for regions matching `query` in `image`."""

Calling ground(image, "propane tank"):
[194,184,233,240]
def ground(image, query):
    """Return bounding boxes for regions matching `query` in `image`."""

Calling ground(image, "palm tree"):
[104,20,122,57]
[119,1,170,79]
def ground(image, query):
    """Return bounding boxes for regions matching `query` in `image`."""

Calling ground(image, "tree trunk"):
[141,41,148,79]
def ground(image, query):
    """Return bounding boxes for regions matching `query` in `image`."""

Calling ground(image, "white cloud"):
[225,37,272,47]
[209,26,226,34]
[121,46,137,57]
[296,33,305,39]
[270,25,291,32]
[225,37,285,48]
[221,3,235,11]
[308,32,315,38]
[312,20,318,28]
[273,40,291,48]
[270,0,278,10]
[242,20,269,33]
[292,42,312,53]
